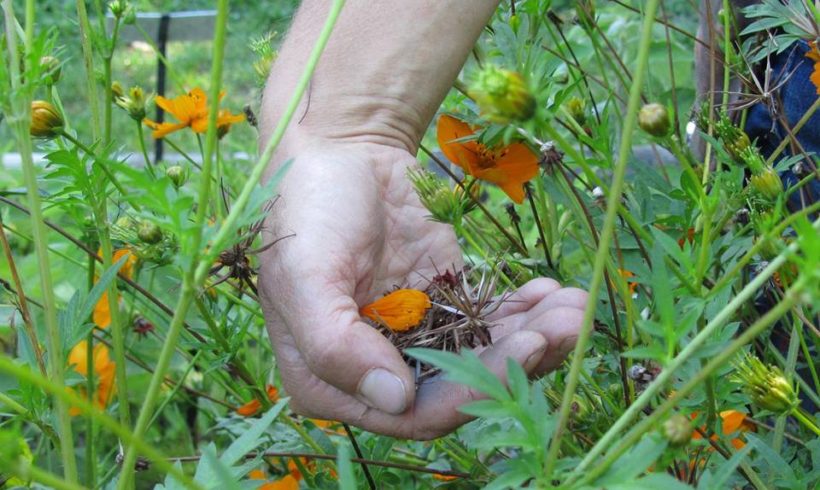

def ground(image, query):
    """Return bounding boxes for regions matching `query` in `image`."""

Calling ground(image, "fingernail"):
[524,342,548,371]
[357,368,407,415]
[559,336,579,357]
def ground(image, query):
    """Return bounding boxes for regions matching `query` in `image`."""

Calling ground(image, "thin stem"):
[342,423,376,490]
[118,4,346,487]
[0,461,87,490]
[59,131,135,208]
[766,97,820,166]
[792,409,820,437]
[2,0,78,481]
[0,355,201,490]
[575,284,803,486]
[75,0,101,140]
[136,122,155,177]
[568,221,816,480]
[0,214,45,375]
[543,0,661,477]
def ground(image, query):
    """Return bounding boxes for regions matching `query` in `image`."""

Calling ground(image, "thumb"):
[278,277,416,415]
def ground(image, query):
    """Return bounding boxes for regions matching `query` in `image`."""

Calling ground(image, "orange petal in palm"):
[359,289,431,332]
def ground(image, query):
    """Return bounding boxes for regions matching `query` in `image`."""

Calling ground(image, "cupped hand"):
[258,141,587,439]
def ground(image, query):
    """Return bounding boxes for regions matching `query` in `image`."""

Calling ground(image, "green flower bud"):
[137,220,162,244]
[509,14,521,33]
[40,55,61,84]
[715,113,750,161]
[468,65,535,124]
[750,167,783,201]
[166,165,186,188]
[565,97,586,125]
[114,84,152,122]
[30,100,63,138]
[663,414,693,447]
[407,168,476,224]
[638,103,671,137]
[732,352,798,415]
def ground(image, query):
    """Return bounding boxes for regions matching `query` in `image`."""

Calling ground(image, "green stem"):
[542,0,661,478]
[0,355,201,490]
[569,221,817,481]
[1,461,87,490]
[792,409,820,437]
[103,20,121,144]
[2,0,78,481]
[118,3,346,487]
[136,122,156,177]
[85,256,96,489]
[575,285,803,487]
[75,0,101,140]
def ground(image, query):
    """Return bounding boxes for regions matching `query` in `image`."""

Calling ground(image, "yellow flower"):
[92,249,137,329]
[143,88,244,139]
[67,341,116,416]
[359,289,431,332]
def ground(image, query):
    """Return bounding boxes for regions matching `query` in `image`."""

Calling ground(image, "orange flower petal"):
[437,114,482,172]
[236,385,280,417]
[432,473,458,481]
[359,289,431,332]
[93,290,113,329]
[248,469,266,481]
[257,475,299,490]
[67,341,116,416]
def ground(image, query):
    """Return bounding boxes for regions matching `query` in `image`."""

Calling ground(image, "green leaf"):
[594,434,668,485]
[458,399,509,419]
[221,399,288,467]
[405,348,510,402]
[697,444,752,490]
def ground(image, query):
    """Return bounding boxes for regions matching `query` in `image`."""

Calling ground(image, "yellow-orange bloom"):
[616,269,638,295]
[806,42,820,95]
[236,385,280,417]
[67,341,116,416]
[143,87,245,139]
[252,459,305,490]
[359,289,431,332]
[437,114,539,204]
[691,409,755,450]
[92,249,137,329]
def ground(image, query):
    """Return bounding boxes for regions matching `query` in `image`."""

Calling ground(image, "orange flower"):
[616,269,638,295]
[92,249,137,329]
[432,473,459,482]
[67,340,116,416]
[436,114,539,204]
[359,289,431,332]
[806,42,820,95]
[691,409,755,450]
[143,87,245,138]
[236,385,280,417]
[678,227,696,248]
[252,459,305,490]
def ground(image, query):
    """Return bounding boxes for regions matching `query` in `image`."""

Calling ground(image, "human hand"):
[258,140,587,439]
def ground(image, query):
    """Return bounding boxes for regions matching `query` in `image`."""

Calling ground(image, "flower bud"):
[565,97,586,125]
[750,167,783,201]
[732,352,798,415]
[114,84,151,122]
[30,100,63,138]
[715,114,750,161]
[468,65,535,124]
[407,168,475,224]
[109,0,128,18]
[509,14,521,33]
[137,220,162,244]
[638,103,671,137]
[40,55,61,84]
[166,165,186,188]
[663,414,693,447]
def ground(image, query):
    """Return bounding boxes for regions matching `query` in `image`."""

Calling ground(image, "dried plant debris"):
[361,267,511,383]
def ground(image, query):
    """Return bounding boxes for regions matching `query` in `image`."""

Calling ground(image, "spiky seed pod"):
[732,353,798,415]
[716,115,751,161]
[638,103,671,137]
[407,168,475,224]
[468,65,535,124]
[30,101,63,138]
[663,414,693,447]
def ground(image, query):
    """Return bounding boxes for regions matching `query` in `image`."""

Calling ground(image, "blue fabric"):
[744,40,819,209]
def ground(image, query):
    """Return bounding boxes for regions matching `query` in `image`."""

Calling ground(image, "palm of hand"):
[260,143,586,439]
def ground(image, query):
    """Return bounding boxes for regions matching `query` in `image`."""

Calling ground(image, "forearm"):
[260,0,499,155]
